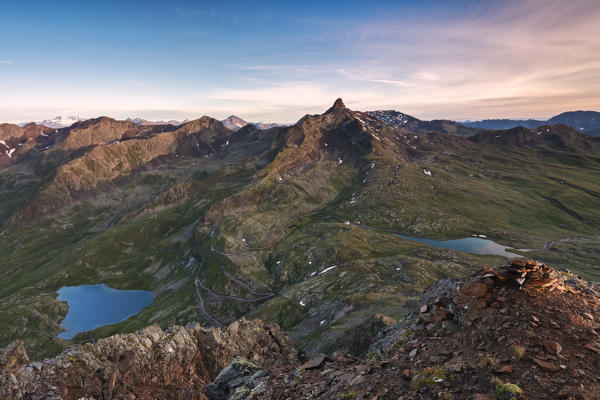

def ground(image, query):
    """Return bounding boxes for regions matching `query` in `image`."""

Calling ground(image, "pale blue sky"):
[1,0,598,123]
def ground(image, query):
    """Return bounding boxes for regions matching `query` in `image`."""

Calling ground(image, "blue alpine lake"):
[56,284,153,340]
[394,234,519,258]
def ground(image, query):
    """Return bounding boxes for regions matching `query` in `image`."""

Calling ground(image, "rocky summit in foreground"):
[2,259,600,399]
[0,319,298,399]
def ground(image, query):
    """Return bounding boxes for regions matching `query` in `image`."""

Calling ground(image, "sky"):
[1,0,599,123]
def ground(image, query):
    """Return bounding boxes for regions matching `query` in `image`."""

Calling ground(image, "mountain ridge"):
[368,109,481,136]
[462,110,600,136]
[14,109,599,136]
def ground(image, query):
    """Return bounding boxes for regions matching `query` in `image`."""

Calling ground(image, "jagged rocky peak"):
[314,98,360,129]
[326,97,348,114]
[283,98,372,154]
[281,97,407,162]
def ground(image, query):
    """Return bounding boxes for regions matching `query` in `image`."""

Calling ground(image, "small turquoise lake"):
[57,284,153,340]
[394,234,519,258]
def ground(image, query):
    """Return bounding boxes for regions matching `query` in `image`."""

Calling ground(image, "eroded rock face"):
[0,319,298,400]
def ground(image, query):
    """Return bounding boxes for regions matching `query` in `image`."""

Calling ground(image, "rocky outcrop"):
[194,319,297,378]
[0,319,298,400]
[360,259,600,399]
[228,260,600,400]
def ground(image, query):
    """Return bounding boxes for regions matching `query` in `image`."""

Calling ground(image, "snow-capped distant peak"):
[37,115,85,129]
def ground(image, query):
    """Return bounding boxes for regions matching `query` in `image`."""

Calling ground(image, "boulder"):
[204,356,267,400]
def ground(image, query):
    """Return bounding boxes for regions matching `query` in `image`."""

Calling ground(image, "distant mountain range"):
[461,110,600,136]
[23,115,279,131]
[21,110,600,136]
[115,115,279,131]
[125,115,279,131]
[125,117,190,126]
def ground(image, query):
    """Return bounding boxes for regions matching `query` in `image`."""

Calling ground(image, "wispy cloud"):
[369,79,410,87]
[0,60,13,65]
[334,0,600,118]
[336,69,411,87]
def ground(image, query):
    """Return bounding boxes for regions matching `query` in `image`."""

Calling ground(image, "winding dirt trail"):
[193,258,276,327]
[220,266,273,296]
[194,279,225,327]
[194,279,274,303]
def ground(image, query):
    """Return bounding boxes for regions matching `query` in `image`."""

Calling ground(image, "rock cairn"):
[490,258,564,291]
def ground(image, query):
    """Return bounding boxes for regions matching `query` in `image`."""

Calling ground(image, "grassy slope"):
[331,134,600,279]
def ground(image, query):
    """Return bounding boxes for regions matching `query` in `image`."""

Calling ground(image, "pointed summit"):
[221,115,248,131]
[325,98,347,114]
